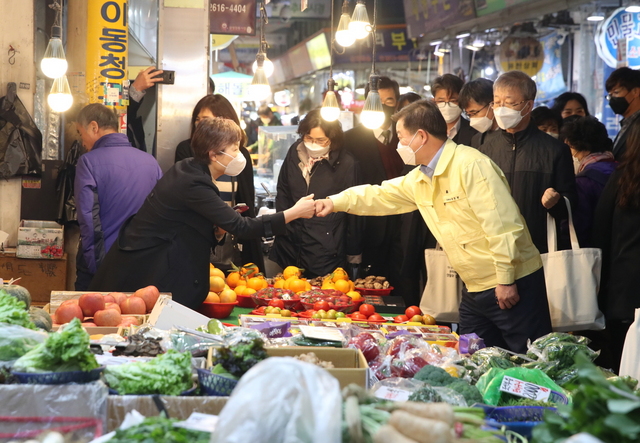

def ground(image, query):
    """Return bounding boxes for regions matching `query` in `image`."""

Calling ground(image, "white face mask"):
[396,132,425,166]
[437,102,462,123]
[470,115,494,133]
[260,117,271,125]
[547,132,559,139]
[494,103,530,130]
[304,141,330,157]
[216,151,247,176]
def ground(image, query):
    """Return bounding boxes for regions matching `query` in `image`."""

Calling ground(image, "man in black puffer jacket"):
[479,71,576,253]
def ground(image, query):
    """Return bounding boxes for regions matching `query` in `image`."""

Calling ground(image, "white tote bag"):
[541,197,605,332]
[421,244,463,323]
[619,308,640,380]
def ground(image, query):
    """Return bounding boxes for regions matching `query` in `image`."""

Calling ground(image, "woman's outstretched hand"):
[284,194,316,222]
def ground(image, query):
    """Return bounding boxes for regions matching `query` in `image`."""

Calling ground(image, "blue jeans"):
[458,268,552,354]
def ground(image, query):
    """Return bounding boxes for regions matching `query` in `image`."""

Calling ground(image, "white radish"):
[373,424,419,443]
[388,410,453,443]
[396,402,455,426]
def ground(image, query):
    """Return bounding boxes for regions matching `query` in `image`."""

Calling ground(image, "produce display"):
[353,275,391,290]
[111,332,164,357]
[210,329,268,379]
[0,289,37,329]
[294,351,335,368]
[107,415,211,443]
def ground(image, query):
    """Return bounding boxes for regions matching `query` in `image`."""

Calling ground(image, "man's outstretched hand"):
[132,67,164,92]
[315,198,334,217]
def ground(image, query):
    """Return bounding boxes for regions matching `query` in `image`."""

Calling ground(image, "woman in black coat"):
[592,118,640,373]
[269,109,362,278]
[90,118,316,309]
[175,94,264,272]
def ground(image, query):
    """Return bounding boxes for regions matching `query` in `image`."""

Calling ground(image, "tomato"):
[359,303,376,317]
[393,314,409,323]
[351,312,367,321]
[405,305,422,318]
[313,300,330,311]
[268,298,285,309]
[423,314,436,325]
[368,314,384,322]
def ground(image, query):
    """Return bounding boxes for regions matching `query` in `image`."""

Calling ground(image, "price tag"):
[499,375,552,401]
[299,325,345,342]
[374,386,412,402]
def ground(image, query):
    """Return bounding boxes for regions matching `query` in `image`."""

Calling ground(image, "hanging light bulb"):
[335,0,356,47]
[360,75,385,130]
[252,56,274,78]
[48,75,73,112]
[348,0,371,40]
[249,54,271,102]
[41,23,68,79]
[321,79,341,122]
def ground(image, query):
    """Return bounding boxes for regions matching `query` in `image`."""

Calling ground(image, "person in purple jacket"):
[560,116,617,246]
[74,103,162,290]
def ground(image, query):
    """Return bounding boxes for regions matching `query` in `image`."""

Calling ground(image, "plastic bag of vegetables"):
[476,366,569,406]
[0,324,47,365]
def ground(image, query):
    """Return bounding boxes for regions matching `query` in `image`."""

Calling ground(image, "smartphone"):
[233,203,249,213]
[152,69,175,85]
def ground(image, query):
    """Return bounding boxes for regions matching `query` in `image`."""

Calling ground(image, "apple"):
[105,302,121,313]
[422,314,436,325]
[94,309,122,326]
[120,296,146,315]
[81,322,97,327]
[60,299,79,306]
[103,294,116,304]
[119,316,141,327]
[109,292,128,305]
[55,304,84,324]
[410,314,424,323]
[133,285,160,312]
[78,293,105,317]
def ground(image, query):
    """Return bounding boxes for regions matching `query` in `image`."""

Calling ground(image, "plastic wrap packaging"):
[475,367,568,406]
[106,396,229,432]
[0,380,108,440]
[0,324,48,366]
[369,335,434,380]
[211,357,342,443]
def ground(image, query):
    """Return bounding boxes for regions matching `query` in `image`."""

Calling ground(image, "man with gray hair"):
[480,71,576,253]
[74,103,162,289]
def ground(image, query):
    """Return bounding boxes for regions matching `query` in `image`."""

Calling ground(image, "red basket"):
[236,293,257,308]
[198,301,238,319]
[355,286,394,296]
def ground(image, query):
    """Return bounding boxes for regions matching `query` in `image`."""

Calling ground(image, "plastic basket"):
[484,406,559,439]
[12,366,105,385]
[0,416,103,439]
[197,367,238,396]
[107,385,197,396]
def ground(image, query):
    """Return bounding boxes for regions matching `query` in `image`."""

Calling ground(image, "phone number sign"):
[210,0,257,36]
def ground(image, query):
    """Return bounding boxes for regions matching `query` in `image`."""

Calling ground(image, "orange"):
[283,276,297,290]
[288,278,307,293]
[262,279,269,289]
[305,281,312,291]
[283,266,301,280]
[226,271,241,288]
[334,279,351,294]
[321,279,336,290]
[234,285,247,296]
[219,289,237,303]
[209,276,226,292]
[331,267,348,283]
[247,277,265,291]
[346,291,362,301]
[240,263,260,279]
[242,287,257,297]
[207,293,221,303]
[273,279,285,289]
[210,267,225,279]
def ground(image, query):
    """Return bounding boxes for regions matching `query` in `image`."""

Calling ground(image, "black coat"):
[479,122,577,253]
[592,168,640,321]
[612,110,640,161]
[174,139,265,271]
[269,141,363,277]
[452,117,478,147]
[89,159,285,309]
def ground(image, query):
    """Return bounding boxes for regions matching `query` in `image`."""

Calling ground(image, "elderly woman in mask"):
[270,109,363,278]
[90,118,316,309]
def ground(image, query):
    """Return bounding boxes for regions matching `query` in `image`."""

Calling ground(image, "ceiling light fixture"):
[321,0,341,122]
[348,0,371,40]
[48,75,73,112]
[456,32,470,39]
[625,5,640,12]
[41,0,68,79]
[335,0,356,47]
[248,1,271,102]
[360,0,385,130]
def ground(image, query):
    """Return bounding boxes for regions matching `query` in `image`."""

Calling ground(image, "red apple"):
[81,322,97,327]
[55,304,84,324]
[120,296,146,315]
[94,309,122,326]
[103,294,116,304]
[119,316,141,327]
[78,293,105,317]
[105,302,121,313]
[134,285,160,313]
[109,292,128,305]
[60,299,79,306]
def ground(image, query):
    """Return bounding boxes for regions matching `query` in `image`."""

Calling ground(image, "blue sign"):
[535,31,567,102]
[595,7,640,69]
[601,64,621,140]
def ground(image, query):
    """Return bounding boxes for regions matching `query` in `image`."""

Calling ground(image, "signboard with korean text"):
[403,0,475,39]
[474,0,532,17]
[86,0,129,109]
[595,8,640,69]
[333,26,419,65]
[209,0,257,36]
[535,31,567,102]
[497,36,544,77]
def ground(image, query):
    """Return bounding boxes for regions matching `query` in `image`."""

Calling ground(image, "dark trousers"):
[75,250,94,291]
[459,268,552,354]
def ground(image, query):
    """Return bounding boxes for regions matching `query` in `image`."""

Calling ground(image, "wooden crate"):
[0,250,67,305]
[48,290,170,315]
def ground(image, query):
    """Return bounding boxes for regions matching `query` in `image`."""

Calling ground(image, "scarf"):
[578,151,615,174]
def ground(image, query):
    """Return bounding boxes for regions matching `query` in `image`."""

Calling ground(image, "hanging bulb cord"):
[50,0,62,29]
[370,0,377,77]
[329,0,335,79]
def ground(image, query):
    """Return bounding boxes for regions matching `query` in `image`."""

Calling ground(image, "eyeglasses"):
[490,100,527,110]
[606,89,628,101]
[303,135,331,146]
[463,103,489,119]
[436,100,459,107]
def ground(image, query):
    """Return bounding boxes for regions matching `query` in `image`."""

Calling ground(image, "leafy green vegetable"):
[104,349,192,395]
[13,318,98,373]
[532,353,640,443]
[0,324,46,362]
[408,385,443,403]
[211,363,238,380]
[108,415,211,443]
[447,379,484,405]
[0,291,36,330]
[413,364,455,386]
[212,337,268,378]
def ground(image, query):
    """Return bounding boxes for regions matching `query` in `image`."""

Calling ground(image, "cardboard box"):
[0,250,67,305]
[16,220,64,259]
[266,347,373,390]
[148,294,210,331]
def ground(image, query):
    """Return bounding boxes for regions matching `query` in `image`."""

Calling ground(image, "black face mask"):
[609,95,630,115]
[382,104,396,120]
